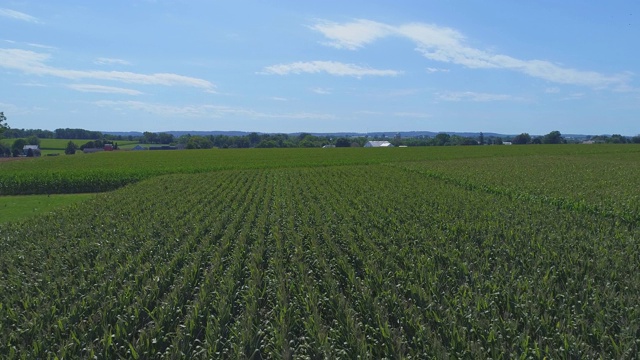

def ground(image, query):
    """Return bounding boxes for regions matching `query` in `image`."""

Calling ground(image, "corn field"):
[1,146,639,358]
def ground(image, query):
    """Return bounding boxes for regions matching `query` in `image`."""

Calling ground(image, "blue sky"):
[1,1,638,135]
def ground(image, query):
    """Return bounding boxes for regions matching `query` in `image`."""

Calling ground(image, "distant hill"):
[103,130,593,140]
[103,130,507,138]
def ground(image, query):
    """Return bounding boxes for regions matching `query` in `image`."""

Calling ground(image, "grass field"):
[0,193,95,223]
[1,145,639,358]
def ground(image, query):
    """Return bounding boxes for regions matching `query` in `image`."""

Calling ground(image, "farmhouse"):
[364,141,394,148]
[23,145,41,157]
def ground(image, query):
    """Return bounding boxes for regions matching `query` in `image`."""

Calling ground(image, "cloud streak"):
[263,60,401,77]
[394,112,431,118]
[311,87,332,94]
[437,91,519,102]
[0,48,215,91]
[312,19,630,89]
[94,100,336,120]
[67,84,143,95]
[95,57,132,66]
[310,20,394,50]
[0,8,40,23]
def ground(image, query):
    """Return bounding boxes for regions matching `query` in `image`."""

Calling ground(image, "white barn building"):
[364,141,394,148]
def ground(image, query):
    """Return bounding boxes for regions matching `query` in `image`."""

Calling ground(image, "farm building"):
[23,145,41,157]
[364,141,394,148]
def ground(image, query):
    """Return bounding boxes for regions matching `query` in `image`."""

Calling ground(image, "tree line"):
[1,112,639,155]
[134,130,640,149]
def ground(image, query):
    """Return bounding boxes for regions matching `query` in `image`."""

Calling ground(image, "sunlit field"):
[1,145,639,358]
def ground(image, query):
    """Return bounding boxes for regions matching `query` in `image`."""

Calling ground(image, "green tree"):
[335,138,351,147]
[0,143,10,157]
[65,141,78,155]
[433,133,451,146]
[27,135,41,146]
[512,133,531,145]
[543,130,564,144]
[256,140,278,148]
[0,112,8,136]
[142,131,159,144]
[11,138,26,157]
[82,141,95,150]
[157,132,174,144]
[186,136,213,149]
[607,134,628,144]
[247,132,261,146]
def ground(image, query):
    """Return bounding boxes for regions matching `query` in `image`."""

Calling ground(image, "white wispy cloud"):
[0,8,40,23]
[0,48,215,91]
[27,43,56,50]
[426,67,450,73]
[393,112,431,118]
[94,100,335,120]
[437,91,517,102]
[0,102,44,115]
[67,84,143,95]
[561,93,585,101]
[311,19,631,89]
[311,87,332,94]
[2,40,55,49]
[310,19,394,50]
[355,110,383,116]
[0,102,19,112]
[18,82,47,87]
[95,57,132,66]
[262,61,401,77]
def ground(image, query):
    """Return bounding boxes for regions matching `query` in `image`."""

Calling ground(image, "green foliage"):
[434,132,451,146]
[512,133,531,144]
[335,138,351,147]
[0,145,638,196]
[543,130,564,144]
[0,193,94,223]
[0,112,7,136]
[142,131,174,144]
[11,138,26,152]
[1,152,639,358]
[54,128,102,139]
[185,135,213,149]
[65,141,77,155]
[26,135,40,146]
[0,142,10,157]
[10,138,26,157]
